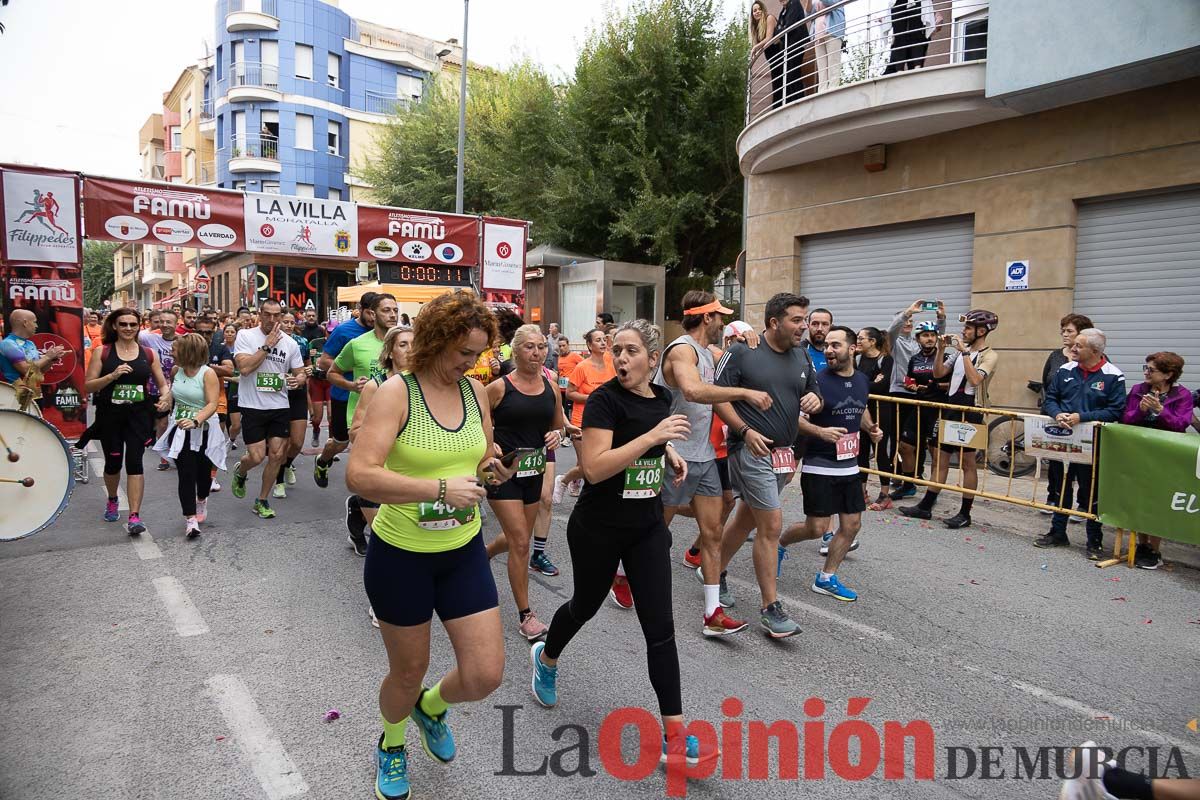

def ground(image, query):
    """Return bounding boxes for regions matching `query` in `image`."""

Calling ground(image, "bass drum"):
[0,381,43,417]
[0,409,75,541]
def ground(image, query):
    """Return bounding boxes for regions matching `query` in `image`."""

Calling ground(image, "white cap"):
[723,320,753,339]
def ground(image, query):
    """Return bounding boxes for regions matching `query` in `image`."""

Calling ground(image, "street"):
[2,441,1198,800]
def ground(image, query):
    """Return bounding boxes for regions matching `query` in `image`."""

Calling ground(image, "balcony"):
[164,150,182,179]
[363,90,412,116]
[199,161,216,185]
[228,61,281,103]
[165,250,187,273]
[346,19,438,72]
[737,0,1014,174]
[142,252,172,285]
[226,0,278,33]
[226,133,280,173]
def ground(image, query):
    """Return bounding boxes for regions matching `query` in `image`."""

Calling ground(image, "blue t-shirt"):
[0,333,38,382]
[807,342,828,373]
[802,368,869,476]
[322,319,369,402]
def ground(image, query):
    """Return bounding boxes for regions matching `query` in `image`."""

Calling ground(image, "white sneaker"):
[369,606,380,628]
[1058,741,1116,800]
[567,478,583,497]
[552,475,567,504]
[195,499,208,524]
[285,466,297,486]
[818,531,860,556]
[272,483,287,499]
[210,480,221,493]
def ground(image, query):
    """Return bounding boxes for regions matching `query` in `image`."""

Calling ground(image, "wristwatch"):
[259,344,271,352]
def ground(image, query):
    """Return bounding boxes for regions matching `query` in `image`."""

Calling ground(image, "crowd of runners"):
[9,286,1196,800]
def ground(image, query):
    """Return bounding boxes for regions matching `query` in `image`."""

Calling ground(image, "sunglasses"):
[117,321,140,328]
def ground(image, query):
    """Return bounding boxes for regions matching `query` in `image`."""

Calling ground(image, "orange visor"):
[683,300,735,316]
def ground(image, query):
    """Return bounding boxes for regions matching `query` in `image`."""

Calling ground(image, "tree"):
[358,0,747,285]
[82,241,117,309]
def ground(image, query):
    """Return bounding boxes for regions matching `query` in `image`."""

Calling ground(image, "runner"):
[270,313,311,499]
[221,324,242,448]
[483,324,564,640]
[230,299,306,519]
[554,336,582,425]
[196,316,235,493]
[553,328,615,502]
[331,293,398,553]
[712,292,823,638]
[655,291,771,637]
[140,311,178,471]
[152,333,228,539]
[778,327,882,601]
[313,293,378,488]
[529,319,720,769]
[306,330,329,447]
[347,290,510,800]
[79,308,171,535]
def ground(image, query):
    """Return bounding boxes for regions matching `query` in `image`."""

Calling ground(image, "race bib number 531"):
[623,456,664,499]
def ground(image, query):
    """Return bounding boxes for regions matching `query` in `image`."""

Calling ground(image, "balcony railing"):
[201,98,213,120]
[230,60,279,91]
[348,19,439,63]
[199,161,216,184]
[746,0,988,123]
[228,133,279,161]
[229,0,277,15]
[364,90,413,116]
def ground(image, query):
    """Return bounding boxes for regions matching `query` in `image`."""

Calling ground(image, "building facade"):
[739,0,1200,409]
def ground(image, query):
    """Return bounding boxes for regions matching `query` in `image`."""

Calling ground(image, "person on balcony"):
[776,0,813,105]
[749,1,783,109]
[812,0,846,92]
[884,0,943,75]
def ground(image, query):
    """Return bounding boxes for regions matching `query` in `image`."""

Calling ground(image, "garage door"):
[798,216,975,333]
[1075,190,1200,383]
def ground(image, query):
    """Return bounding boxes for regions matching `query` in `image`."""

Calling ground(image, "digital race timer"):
[377,262,473,286]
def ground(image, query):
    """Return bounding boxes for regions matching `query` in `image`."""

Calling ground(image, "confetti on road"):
[323,709,341,723]
[1111,597,1127,602]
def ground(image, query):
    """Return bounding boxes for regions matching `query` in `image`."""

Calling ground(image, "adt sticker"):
[1005,260,1029,291]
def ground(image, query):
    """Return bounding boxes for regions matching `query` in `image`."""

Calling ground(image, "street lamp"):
[454,0,469,215]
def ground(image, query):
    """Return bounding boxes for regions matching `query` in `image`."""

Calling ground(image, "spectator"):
[886,299,946,499]
[749,0,783,108]
[1193,389,1200,433]
[1122,351,1192,570]
[856,326,894,508]
[812,0,845,92]
[1035,329,1126,559]
[595,312,614,328]
[776,0,812,105]
[806,308,833,371]
[177,308,197,335]
[547,322,560,339]
[883,0,942,75]
[400,312,411,326]
[1042,313,1094,519]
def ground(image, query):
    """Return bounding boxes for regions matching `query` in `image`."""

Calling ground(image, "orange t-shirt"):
[557,351,583,381]
[568,357,616,427]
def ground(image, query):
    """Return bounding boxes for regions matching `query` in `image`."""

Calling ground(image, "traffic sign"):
[195,264,211,283]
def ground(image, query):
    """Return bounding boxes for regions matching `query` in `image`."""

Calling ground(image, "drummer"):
[1,309,67,383]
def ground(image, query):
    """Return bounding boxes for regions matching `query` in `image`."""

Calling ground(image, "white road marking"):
[130,532,163,560]
[86,441,128,511]
[152,576,209,637]
[727,575,896,642]
[205,674,310,800]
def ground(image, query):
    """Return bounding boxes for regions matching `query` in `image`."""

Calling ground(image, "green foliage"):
[82,240,117,309]
[358,0,747,281]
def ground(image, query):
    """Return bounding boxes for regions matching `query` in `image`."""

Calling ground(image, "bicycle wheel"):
[986,417,1037,478]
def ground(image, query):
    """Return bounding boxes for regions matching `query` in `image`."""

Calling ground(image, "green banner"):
[1098,424,1200,544]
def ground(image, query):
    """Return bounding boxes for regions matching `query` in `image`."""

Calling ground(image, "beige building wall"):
[743,78,1200,409]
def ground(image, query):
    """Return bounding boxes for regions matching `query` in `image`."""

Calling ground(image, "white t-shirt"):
[233,326,303,411]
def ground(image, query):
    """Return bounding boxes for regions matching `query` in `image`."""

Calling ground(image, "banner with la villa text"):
[1098,424,1200,544]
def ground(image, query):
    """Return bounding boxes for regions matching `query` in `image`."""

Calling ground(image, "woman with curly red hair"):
[347,290,515,800]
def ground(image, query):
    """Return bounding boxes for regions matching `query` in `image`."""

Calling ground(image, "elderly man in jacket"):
[1035,328,1126,559]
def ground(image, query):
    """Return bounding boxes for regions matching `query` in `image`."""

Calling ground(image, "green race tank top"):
[372,373,487,553]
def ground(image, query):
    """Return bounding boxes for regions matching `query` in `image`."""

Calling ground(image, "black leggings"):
[864,395,898,486]
[101,414,152,476]
[175,429,214,517]
[544,512,681,717]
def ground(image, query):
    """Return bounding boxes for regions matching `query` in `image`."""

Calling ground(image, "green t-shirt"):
[333,330,387,424]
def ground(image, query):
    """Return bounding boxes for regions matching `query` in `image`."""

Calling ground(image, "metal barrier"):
[862,394,1100,521]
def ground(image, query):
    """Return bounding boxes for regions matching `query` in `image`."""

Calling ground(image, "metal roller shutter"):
[798,216,975,332]
[1075,190,1200,383]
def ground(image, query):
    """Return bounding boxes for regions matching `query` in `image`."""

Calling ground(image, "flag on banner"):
[1098,424,1200,544]
[1,166,83,265]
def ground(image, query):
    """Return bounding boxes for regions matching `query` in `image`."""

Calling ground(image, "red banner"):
[82,176,245,251]
[1,264,87,438]
[357,205,479,266]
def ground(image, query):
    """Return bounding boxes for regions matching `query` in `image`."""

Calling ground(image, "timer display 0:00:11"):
[398,265,469,285]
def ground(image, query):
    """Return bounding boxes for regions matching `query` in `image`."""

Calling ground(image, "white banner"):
[2,169,81,264]
[481,220,525,292]
[1024,415,1097,465]
[242,192,358,258]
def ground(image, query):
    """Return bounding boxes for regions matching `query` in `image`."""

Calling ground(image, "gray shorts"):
[728,445,791,511]
[661,459,722,508]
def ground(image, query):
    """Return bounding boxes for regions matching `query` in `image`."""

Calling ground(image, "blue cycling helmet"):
[914,321,938,334]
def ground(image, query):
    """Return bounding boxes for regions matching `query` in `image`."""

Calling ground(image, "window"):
[216,45,223,81]
[397,73,423,101]
[561,281,598,344]
[295,113,313,150]
[185,152,195,181]
[327,52,341,88]
[262,181,281,195]
[295,44,313,80]
[328,188,341,201]
[183,92,192,124]
[261,40,279,87]
[327,120,340,155]
[295,183,315,198]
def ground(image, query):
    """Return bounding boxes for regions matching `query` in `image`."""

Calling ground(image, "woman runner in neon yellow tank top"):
[348,291,514,800]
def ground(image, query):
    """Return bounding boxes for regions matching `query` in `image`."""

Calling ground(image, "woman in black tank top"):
[80,308,171,535]
[483,324,564,641]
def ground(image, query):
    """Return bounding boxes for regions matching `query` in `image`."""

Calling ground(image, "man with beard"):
[893,320,950,494]
[655,291,774,638]
[805,308,833,372]
[140,311,179,470]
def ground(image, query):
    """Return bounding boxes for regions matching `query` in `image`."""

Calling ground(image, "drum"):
[0,381,43,417]
[0,409,75,541]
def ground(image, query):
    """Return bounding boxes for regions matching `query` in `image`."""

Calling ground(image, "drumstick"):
[0,476,34,487]
[0,430,17,462]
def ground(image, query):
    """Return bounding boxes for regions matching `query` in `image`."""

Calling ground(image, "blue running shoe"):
[411,688,455,763]
[103,498,120,522]
[375,735,411,800]
[530,641,558,708]
[818,531,860,556]
[661,733,719,768]
[777,544,788,577]
[811,573,858,602]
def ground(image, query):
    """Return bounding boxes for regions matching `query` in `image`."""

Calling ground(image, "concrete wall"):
[743,78,1200,409]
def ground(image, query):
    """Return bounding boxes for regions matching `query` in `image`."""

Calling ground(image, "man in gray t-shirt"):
[712,293,823,639]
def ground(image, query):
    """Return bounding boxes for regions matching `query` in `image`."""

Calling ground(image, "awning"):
[153,287,186,309]
[336,282,470,305]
